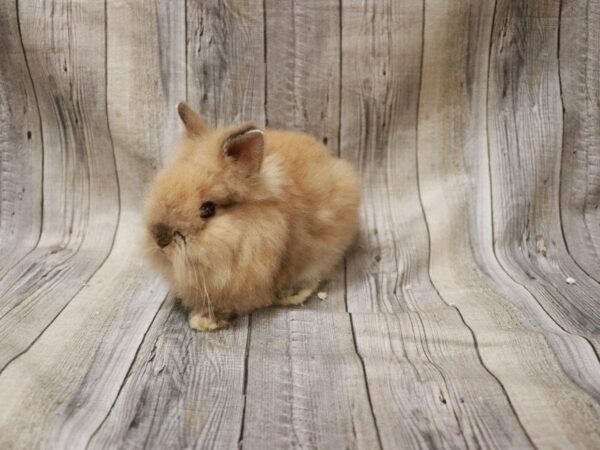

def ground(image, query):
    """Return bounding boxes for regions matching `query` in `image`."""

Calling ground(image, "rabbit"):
[143,102,360,331]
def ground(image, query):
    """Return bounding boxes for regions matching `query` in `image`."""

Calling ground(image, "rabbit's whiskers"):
[183,246,215,321]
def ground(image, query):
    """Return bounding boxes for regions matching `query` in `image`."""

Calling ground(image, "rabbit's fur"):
[144,103,360,330]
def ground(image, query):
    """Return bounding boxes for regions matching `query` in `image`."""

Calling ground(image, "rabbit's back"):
[265,130,360,292]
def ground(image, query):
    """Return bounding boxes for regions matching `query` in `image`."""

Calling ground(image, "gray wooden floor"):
[1,0,599,449]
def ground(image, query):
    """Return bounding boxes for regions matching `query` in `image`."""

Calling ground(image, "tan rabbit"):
[143,102,360,330]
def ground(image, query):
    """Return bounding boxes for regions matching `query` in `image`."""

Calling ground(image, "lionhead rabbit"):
[143,102,360,331]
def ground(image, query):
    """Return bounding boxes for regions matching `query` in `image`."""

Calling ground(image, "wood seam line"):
[262,0,268,127]
[371,0,469,439]
[103,0,122,263]
[82,3,134,444]
[84,293,171,449]
[337,0,342,159]
[339,0,382,446]
[348,312,383,449]
[237,314,252,448]
[185,0,188,103]
[407,312,470,447]
[237,2,268,445]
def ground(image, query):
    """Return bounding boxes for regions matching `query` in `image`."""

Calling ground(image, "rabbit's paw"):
[188,312,229,331]
[277,286,316,306]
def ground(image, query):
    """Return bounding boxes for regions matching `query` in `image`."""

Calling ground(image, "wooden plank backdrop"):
[0,0,598,449]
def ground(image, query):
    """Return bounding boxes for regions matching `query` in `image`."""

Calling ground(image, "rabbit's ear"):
[222,126,264,175]
[177,102,210,136]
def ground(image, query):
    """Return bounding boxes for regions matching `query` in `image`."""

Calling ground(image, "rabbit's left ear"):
[177,102,210,136]
[222,126,264,175]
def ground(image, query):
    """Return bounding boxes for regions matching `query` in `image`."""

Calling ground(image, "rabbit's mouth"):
[174,230,186,245]
[149,222,187,250]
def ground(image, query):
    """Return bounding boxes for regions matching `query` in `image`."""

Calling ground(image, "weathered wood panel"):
[342,0,431,314]
[187,0,266,127]
[489,0,600,353]
[89,296,249,450]
[0,0,120,370]
[352,309,534,449]
[0,1,42,276]
[487,1,600,415]
[560,0,600,280]
[0,0,177,447]
[264,0,341,150]
[0,0,598,449]
[418,0,600,448]
[341,1,534,448]
[243,310,379,449]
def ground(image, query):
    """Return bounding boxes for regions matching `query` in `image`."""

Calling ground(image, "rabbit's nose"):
[151,222,172,248]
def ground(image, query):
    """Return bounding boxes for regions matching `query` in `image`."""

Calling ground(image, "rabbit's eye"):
[200,201,216,219]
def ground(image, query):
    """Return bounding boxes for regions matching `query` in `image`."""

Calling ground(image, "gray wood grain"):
[488,0,600,352]
[0,0,120,370]
[560,0,600,281]
[418,0,600,448]
[264,0,341,151]
[0,0,42,277]
[0,0,599,449]
[352,309,534,449]
[0,0,178,447]
[487,1,600,414]
[88,296,249,450]
[341,1,534,448]
[342,0,432,314]
[242,310,380,449]
[187,0,266,126]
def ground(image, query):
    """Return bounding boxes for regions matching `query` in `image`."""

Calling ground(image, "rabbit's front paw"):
[277,286,316,306]
[188,312,229,331]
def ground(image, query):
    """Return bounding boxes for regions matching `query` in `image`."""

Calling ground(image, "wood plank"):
[242,309,379,449]
[417,0,600,448]
[559,0,600,280]
[0,1,42,276]
[341,1,533,448]
[0,0,120,369]
[187,0,266,126]
[264,0,341,150]
[0,0,181,447]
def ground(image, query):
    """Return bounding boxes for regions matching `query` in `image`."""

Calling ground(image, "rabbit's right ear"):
[177,102,210,137]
